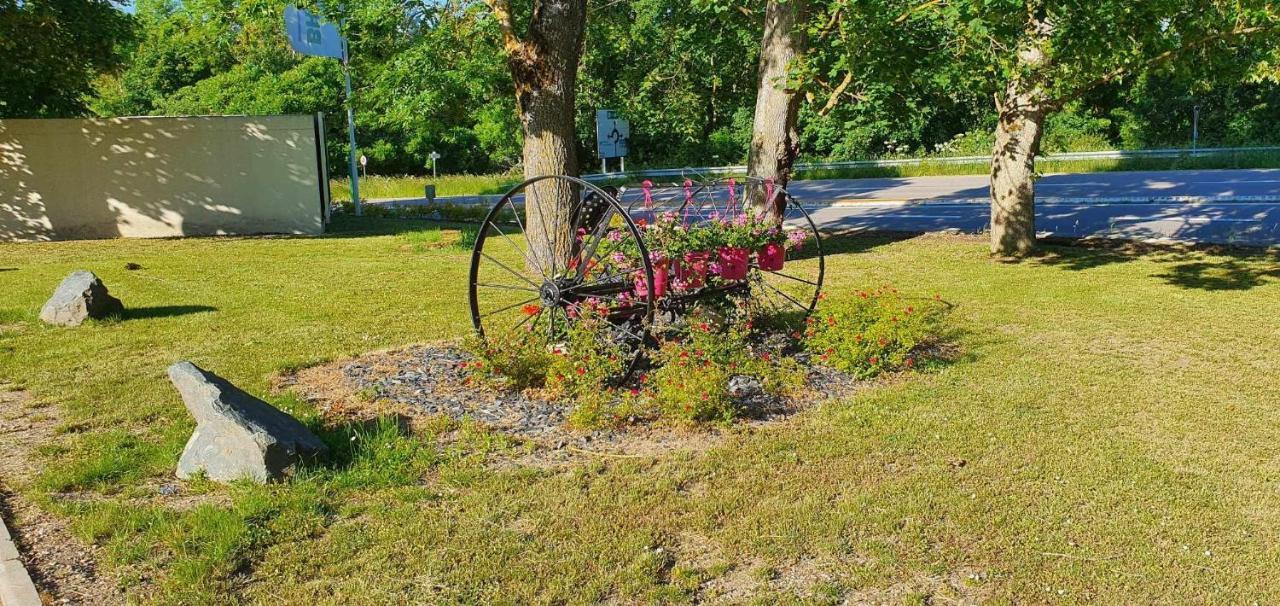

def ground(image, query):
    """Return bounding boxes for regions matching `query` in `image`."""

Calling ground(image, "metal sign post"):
[285,5,361,215]
[595,109,630,173]
[429,150,441,179]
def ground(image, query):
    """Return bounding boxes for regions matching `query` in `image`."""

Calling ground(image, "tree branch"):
[817,71,853,115]
[1050,24,1271,107]
[484,0,522,56]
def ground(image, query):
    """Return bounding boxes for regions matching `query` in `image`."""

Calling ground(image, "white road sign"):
[596,110,630,159]
[284,6,345,60]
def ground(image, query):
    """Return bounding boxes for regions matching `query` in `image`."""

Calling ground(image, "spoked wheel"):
[468,175,656,380]
[618,176,824,327]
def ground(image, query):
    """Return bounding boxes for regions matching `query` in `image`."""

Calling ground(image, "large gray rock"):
[39,270,124,326]
[169,361,327,483]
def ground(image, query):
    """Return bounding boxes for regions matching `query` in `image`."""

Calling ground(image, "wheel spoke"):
[479,251,542,289]
[489,219,547,280]
[480,295,540,320]
[759,280,809,311]
[476,282,539,293]
[763,270,818,286]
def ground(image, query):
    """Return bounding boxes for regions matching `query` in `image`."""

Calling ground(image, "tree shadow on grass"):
[800,230,925,260]
[0,268,15,272]
[122,305,217,320]
[1026,238,1280,291]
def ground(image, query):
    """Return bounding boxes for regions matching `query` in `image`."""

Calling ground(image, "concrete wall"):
[0,115,327,242]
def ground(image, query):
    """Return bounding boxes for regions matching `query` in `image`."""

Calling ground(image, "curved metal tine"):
[479,251,542,290]
[546,305,560,342]
[488,209,548,281]
[574,206,617,281]
[480,295,541,320]
[568,268,631,292]
[477,282,540,294]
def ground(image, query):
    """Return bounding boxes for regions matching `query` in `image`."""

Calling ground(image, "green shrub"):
[804,286,945,378]
[462,327,554,391]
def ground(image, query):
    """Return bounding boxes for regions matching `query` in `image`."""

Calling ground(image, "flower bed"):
[464,285,950,429]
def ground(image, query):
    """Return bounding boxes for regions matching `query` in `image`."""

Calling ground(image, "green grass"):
[3,223,1280,603]
[335,151,1280,199]
[331,173,522,201]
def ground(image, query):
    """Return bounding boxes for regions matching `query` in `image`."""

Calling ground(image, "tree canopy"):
[5,0,1280,179]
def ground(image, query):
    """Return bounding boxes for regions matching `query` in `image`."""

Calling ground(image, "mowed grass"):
[2,221,1280,603]
[339,151,1280,199]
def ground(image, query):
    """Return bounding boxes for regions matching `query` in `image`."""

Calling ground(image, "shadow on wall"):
[0,115,324,242]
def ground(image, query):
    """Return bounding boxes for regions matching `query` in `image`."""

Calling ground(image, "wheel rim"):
[469,175,656,380]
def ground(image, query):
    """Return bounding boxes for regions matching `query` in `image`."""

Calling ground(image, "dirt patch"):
[277,342,867,467]
[0,387,125,605]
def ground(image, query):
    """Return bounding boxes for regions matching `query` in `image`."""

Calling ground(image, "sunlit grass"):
[2,224,1280,602]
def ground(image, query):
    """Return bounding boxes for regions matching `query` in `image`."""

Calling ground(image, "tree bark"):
[488,0,587,271]
[989,8,1052,257]
[746,0,805,220]
[989,92,1046,257]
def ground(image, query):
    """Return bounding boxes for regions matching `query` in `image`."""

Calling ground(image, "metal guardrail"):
[582,145,1280,181]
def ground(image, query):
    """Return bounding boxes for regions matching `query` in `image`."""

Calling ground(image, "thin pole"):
[1192,105,1200,151]
[343,45,361,216]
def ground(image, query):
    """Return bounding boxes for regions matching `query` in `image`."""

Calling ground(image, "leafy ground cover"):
[336,151,1280,200]
[1,222,1279,603]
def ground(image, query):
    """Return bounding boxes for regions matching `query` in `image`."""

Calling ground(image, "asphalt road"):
[792,170,1280,247]
[787,169,1280,203]
[379,169,1280,246]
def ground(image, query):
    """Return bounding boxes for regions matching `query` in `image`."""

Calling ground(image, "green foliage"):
[463,328,554,391]
[804,286,945,379]
[0,0,134,118]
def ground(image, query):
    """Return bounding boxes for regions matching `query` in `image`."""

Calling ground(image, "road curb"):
[0,516,40,606]
[371,194,1280,209]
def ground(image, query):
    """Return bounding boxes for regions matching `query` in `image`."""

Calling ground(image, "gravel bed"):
[337,344,859,439]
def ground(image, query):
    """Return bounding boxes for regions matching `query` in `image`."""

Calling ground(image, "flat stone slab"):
[0,516,41,606]
[38,270,123,327]
[170,361,328,483]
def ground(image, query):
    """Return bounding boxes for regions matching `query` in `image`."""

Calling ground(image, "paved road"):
[378,169,1280,246]
[807,201,1280,247]
[788,169,1280,203]
[790,170,1280,246]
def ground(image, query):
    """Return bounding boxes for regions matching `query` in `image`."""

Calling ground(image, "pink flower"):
[607,230,624,242]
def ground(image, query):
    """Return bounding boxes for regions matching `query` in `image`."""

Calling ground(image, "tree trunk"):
[989,94,1046,257]
[746,0,805,220]
[492,0,587,272]
[988,8,1052,257]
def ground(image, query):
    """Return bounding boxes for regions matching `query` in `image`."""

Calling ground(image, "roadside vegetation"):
[2,222,1279,602]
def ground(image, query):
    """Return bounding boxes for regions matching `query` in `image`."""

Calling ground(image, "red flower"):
[761,353,771,361]
[521,303,541,316]
[698,322,710,331]
[878,337,887,347]
[905,358,915,368]
[679,351,690,358]
[906,305,914,314]
[855,334,863,343]
[869,356,879,365]
[827,316,837,326]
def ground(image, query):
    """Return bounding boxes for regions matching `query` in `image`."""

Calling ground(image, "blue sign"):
[284,5,345,60]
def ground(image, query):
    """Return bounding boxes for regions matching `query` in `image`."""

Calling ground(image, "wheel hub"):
[539,281,562,307]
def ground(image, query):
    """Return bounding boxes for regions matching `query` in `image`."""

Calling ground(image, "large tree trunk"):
[746,0,805,220]
[491,0,587,272]
[989,93,1046,257]
[989,9,1052,257]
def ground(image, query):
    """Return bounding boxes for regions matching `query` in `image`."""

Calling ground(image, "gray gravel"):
[341,344,859,437]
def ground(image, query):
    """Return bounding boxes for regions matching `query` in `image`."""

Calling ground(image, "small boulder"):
[169,361,327,483]
[727,375,763,400]
[39,270,124,326]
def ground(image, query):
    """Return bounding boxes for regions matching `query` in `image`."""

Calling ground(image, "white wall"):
[0,115,327,242]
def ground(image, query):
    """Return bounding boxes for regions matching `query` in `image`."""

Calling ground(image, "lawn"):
[2,220,1279,604]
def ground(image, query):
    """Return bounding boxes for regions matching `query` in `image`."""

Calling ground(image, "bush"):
[463,327,554,391]
[648,310,804,425]
[804,286,945,379]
